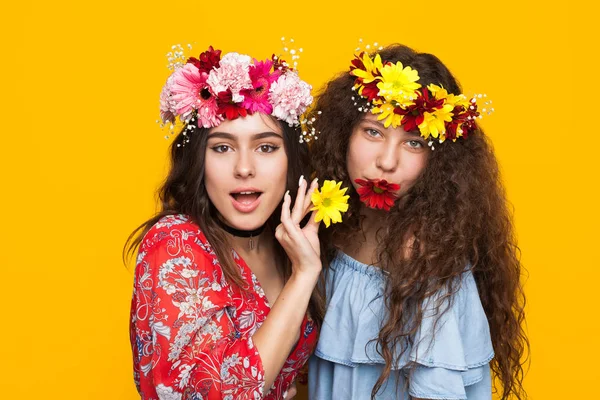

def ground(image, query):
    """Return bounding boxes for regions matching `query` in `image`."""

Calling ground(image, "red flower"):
[360,81,380,102]
[445,102,480,140]
[349,53,366,72]
[397,87,444,132]
[187,46,222,74]
[354,178,401,211]
[350,53,383,102]
[216,90,247,120]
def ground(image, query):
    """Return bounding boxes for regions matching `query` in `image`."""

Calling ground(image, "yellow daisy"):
[418,104,454,140]
[372,101,402,128]
[311,180,350,228]
[351,53,383,84]
[377,61,421,106]
[427,84,469,109]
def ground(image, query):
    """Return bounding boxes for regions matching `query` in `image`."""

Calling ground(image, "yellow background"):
[0,0,594,398]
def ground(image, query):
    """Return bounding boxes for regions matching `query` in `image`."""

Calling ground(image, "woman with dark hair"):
[126,47,324,399]
[308,44,528,399]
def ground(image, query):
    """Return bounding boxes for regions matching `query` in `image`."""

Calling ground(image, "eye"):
[257,144,280,153]
[211,144,232,153]
[365,128,382,138]
[406,140,424,149]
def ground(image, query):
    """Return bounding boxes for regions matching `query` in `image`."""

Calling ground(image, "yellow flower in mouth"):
[310,180,350,228]
[377,61,421,106]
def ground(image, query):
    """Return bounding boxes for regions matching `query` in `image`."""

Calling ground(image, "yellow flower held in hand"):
[311,180,350,228]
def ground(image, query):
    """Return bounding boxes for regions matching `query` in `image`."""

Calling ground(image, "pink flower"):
[269,72,313,125]
[196,91,223,128]
[241,59,280,114]
[169,64,210,122]
[159,75,176,124]
[206,52,253,103]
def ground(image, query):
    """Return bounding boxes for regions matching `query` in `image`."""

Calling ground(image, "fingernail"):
[313,177,319,186]
[298,175,304,186]
[285,190,290,197]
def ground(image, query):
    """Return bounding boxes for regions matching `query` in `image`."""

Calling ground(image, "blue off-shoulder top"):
[309,251,494,400]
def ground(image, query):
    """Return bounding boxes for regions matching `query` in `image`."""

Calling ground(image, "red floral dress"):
[130,214,317,400]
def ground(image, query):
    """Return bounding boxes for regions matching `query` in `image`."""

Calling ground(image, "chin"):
[226,211,270,231]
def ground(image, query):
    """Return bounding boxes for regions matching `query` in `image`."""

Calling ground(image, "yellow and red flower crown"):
[350,51,492,144]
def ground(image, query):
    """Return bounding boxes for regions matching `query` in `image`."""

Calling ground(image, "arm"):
[253,177,322,394]
[131,229,266,399]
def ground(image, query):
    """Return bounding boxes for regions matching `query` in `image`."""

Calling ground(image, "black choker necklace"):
[217,219,266,249]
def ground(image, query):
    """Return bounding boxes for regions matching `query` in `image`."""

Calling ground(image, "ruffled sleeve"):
[130,218,265,400]
[314,252,493,399]
[407,270,494,399]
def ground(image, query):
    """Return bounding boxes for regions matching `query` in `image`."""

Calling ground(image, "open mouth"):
[229,190,264,213]
[230,191,263,204]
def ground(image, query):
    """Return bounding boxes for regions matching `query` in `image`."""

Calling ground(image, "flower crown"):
[159,45,313,132]
[350,51,492,144]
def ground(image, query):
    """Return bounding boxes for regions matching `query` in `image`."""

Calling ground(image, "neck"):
[216,218,268,252]
[230,230,271,254]
[338,206,387,265]
[359,206,388,239]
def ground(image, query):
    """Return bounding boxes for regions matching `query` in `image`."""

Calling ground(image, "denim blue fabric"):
[309,251,494,400]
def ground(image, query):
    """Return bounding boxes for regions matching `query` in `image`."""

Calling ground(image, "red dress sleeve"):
[130,220,266,400]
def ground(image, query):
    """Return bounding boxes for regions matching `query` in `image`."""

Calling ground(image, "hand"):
[275,176,322,277]
[283,381,297,399]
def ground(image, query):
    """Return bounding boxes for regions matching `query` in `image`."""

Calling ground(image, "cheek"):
[258,152,288,190]
[346,134,370,179]
[398,152,428,188]
[204,152,230,201]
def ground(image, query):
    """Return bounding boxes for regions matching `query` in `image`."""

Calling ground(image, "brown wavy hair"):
[124,116,325,326]
[310,45,528,399]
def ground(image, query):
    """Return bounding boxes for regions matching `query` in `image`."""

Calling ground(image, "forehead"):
[208,113,283,137]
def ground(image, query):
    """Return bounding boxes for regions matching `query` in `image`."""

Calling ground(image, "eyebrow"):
[360,118,386,129]
[361,118,423,138]
[207,131,283,140]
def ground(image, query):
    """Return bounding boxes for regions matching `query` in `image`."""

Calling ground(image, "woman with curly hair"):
[308,44,528,399]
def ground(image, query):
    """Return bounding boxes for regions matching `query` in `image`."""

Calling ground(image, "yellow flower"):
[311,180,350,228]
[428,84,469,109]
[372,101,402,128]
[351,53,383,84]
[418,104,454,140]
[377,61,421,106]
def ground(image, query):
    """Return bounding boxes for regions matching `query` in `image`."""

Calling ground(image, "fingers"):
[292,176,319,225]
[304,210,322,234]
[302,178,319,217]
[279,190,291,231]
[280,190,302,242]
[284,383,297,399]
[290,175,307,223]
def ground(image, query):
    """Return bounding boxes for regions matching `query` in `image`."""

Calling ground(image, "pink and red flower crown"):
[349,51,493,145]
[159,46,313,130]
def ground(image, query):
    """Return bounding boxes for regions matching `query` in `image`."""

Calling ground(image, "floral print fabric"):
[130,215,317,399]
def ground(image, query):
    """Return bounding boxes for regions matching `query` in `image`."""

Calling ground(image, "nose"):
[234,150,255,179]
[376,143,399,172]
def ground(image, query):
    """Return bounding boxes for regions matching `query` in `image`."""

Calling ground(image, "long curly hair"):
[124,116,325,327]
[310,44,528,399]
